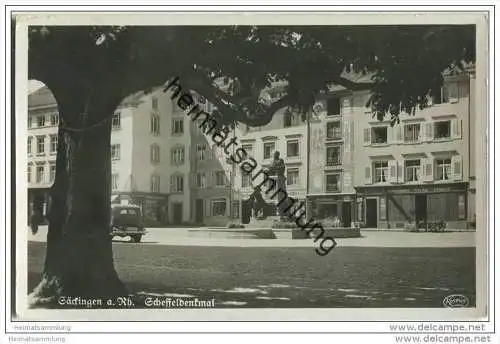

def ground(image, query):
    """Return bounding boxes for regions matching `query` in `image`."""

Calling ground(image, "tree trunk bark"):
[29,86,127,307]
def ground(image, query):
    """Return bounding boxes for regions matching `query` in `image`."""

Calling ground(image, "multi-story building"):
[306,79,371,227]
[352,67,476,229]
[28,66,476,230]
[27,86,194,226]
[27,87,60,222]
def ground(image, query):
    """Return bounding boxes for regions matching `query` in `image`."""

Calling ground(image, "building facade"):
[306,87,359,227]
[27,86,190,226]
[352,70,475,229]
[28,67,476,230]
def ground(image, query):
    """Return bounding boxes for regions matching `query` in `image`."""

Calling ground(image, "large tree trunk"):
[29,86,127,307]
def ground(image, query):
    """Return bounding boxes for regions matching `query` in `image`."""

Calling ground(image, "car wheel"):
[132,234,142,243]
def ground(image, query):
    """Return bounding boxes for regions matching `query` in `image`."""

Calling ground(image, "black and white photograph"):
[5,8,493,336]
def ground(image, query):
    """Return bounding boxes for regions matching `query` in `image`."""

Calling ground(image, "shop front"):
[111,192,169,227]
[306,194,356,228]
[28,188,50,225]
[355,183,470,229]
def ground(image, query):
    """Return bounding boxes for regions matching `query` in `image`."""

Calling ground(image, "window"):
[374,161,388,183]
[150,114,160,135]
[150,175,160,193]
[28,116,33,129]
[50,135,57,154]
[49,163,56,183]
[111,112,121,130]
[196,144,207,161]
[37,115,45,127]
[36,136,45,155]
[27,164,32,183]
[111,144,120,160]
[242,144,253,158]
[326,146,342,166]
[286,168,299,186]
[430,87,443,104]
[152,97,158,110]
[263,142,276,159]
[49,113,59,126]
[405,160,421,182]
[434,121,451,139]
[444,82,459,102]
[326,121,342,139]
[196,173,206,188]
[286,140,299,158]
[170,175,184,193]
[326,173,340,192]
[404,123,420,143]
[436,158,452,181]
[371,127,388,144]
[327,98,341,116]
[284,112,300,128]
[211,199,227,216]
[171,147,185,165]
[215,171,226,186]
[27,137,33,155]
[172,118,184,134]
[36,164,44,183]
[150,144,160,164]
[111,174,119,190]
[241,172,252,188]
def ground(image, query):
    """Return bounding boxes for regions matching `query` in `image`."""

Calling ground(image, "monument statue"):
[268,151,288,220]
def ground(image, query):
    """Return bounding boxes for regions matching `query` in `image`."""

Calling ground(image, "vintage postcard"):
[8,10,490,325]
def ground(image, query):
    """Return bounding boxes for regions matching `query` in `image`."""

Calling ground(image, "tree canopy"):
[28,25,476,126]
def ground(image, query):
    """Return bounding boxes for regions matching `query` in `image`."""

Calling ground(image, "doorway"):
[415,194,427,225]
[365,198,378,228]
[172,203,183,225]
[241,198,252,224]
[342,202,352,227]
[195,199,204,224]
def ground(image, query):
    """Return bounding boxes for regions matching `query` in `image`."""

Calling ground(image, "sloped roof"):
[28,87,146,110]
[28,86,57,109]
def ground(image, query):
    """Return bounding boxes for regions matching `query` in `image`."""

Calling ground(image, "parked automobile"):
[110,204,146,243]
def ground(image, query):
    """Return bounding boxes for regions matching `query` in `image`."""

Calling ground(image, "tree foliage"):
[29,25,475,126]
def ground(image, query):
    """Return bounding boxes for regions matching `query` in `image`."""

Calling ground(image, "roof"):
[28,86,147,110]
[28,86,57,109]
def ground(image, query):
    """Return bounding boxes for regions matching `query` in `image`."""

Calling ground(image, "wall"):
[308,92,356,196]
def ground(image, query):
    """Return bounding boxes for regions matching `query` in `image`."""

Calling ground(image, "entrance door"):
[195,199,204,223]
[365,198,378,228]
[342,202,352,227]
[415,194,427,225]
[172,203,183,225]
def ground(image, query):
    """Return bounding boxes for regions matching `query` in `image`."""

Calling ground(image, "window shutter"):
[422,122,433,142]
[419,162,424,183]
[208,201,213,217]
[452,119,462,139]
[397,161,403,183]
[363,128,371,146]
[424,159,434,182]
[452,155,463,180]
[396,126,403,144]
[364,166,372,185]
[388,160,397,183]
[169,176,175,192]
[209,171,215,187]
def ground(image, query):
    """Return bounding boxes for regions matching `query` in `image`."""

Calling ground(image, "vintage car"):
[110,204,146,243]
